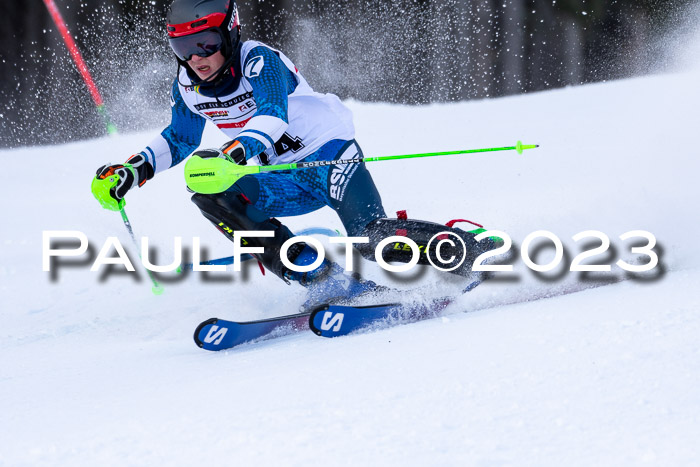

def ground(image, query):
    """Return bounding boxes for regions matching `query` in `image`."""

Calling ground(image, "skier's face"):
[188,51,226,81]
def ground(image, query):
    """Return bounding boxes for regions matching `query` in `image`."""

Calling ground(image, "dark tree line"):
[0,0,692,148]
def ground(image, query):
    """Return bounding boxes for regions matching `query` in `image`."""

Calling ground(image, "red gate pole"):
[43,0,117,135]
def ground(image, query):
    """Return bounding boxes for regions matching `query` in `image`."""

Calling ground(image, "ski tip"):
[193,318,219,348]
[308,304,330,336]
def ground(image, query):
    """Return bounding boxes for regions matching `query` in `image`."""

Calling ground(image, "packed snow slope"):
[2,69,700,466]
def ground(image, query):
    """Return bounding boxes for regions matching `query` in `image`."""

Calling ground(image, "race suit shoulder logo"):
[244,56,265,79]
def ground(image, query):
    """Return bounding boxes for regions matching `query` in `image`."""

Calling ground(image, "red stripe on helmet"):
[167,12,227,37]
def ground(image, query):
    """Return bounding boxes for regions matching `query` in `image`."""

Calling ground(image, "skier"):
[92,0,490,308]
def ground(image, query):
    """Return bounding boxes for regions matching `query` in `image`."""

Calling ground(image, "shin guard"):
[191,191,305,280]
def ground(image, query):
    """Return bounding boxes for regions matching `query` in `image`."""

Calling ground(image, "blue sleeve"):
[161,81,206,168]
[237,46,299,159]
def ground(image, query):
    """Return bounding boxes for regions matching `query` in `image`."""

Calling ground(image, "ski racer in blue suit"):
[93,0,490,308]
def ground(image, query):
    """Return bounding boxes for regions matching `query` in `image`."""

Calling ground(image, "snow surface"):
[2,69,700,465]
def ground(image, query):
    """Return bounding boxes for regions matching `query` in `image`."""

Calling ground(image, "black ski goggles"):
[169,29,224,62]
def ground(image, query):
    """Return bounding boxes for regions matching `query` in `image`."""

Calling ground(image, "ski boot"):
[356,212,498,278]
[285,245,385,312]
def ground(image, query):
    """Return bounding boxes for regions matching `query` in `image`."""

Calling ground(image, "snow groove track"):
[2,69,700,465]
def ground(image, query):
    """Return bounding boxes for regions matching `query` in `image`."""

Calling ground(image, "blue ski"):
[194,312,311,351]
[309,280,481,338]
[194,280,482,350]
[308,297,449,338]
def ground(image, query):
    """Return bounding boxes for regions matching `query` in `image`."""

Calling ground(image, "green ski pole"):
[118,206,164,296]
[91,169,164,295]
[184,141,539,194]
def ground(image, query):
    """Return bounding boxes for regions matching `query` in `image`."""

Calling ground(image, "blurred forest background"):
[0,0,696,148]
